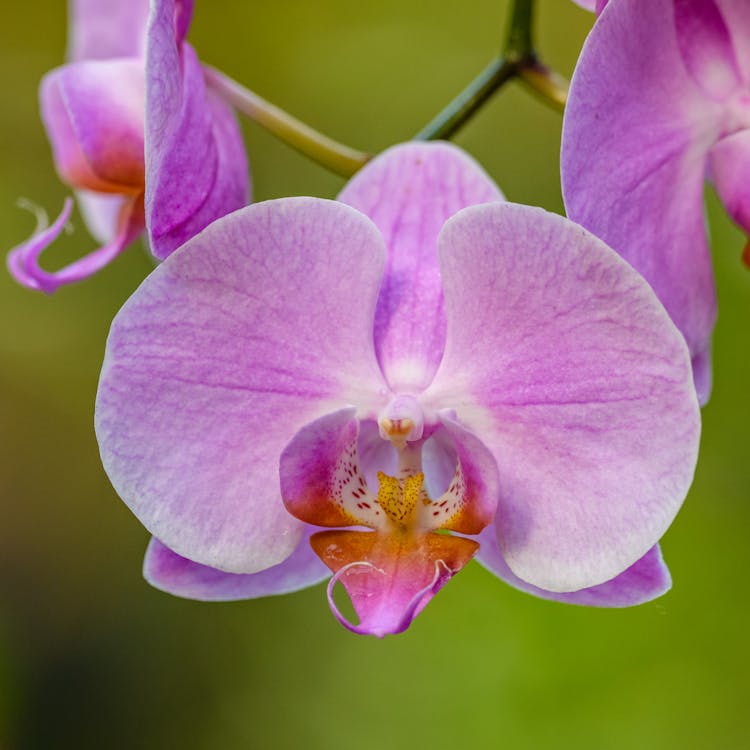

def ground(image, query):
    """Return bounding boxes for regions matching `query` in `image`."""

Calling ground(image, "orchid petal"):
[96,198,388,573]
[715,0,750,78]
[424,202,700,592]
[674,0,741,99]
[475,528,671,607]
[709,129,750,236]
[8,196,143,294]
[421,425,456,497]
[68,0,151,61]
[146,0,249,259]
[561,0,722,403]
[143,532,329,601]
[174,0,196,45]
[313,529,477,637]
[75,190,128,244]
[338,142,503,392]
[41,60,145,194]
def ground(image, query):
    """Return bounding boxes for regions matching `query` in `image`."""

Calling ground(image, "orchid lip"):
[326,558,452,638]
[311,527,478,638]
[280,405,499,635]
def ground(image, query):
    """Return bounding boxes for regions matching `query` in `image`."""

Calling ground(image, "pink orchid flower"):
[570,0,609,13]
[562,0,750,403]
[96,143,700,637]
[8,0,249,293]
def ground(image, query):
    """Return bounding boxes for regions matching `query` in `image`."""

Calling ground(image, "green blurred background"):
[1,1,748,748]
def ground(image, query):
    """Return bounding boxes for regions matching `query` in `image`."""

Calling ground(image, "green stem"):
[505,0,534,59]
[415,0,535,142]
[415,0,567,140]
[518,61,569,112]
[506,0,569,111]
[205,0,568,175]
[203,65,371,178]
[413,56,517,141]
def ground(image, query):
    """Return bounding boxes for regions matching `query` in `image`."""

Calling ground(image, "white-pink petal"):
[68,0,150,61]
[96,198,388,574]
[475,528,671,607]
[424,202,700,592]
[144,533,329,601]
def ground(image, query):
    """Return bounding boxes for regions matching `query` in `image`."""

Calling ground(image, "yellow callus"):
[376,471,425,526]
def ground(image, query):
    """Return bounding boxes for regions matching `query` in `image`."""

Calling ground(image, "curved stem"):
[204,0,568,174]
[415,0,567,141]
[506,0,569,110]
[518,61,569,112]
[413,56,518,141]
[203,65,371,178]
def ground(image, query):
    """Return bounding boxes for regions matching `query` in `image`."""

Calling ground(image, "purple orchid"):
[96,143,700,637]
[570,0,608,13]
[7,0,248,293]
[562,0,750,403]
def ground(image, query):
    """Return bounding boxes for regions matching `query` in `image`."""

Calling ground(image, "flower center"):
[279,409,499,637]
[378,394,424,448]
[376,470,425,526]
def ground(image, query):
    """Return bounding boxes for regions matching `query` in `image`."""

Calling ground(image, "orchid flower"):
[7,0,249,293]
[96,143,700,637]
[562,0,750,403]
[570,0,608,13]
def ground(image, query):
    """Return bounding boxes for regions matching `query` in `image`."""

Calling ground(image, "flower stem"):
[505,0,569,110]
[415,0,568,141]
[413,57,517,141]
[203,65,371,178]
[518,62,569,112]
[204,0,568,175]
[505,0,534,59]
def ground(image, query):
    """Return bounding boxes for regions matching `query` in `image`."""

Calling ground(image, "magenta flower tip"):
[7,196,144,294]
[7,198,74,293]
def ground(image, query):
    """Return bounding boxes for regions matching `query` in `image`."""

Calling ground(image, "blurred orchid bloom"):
[8,0,248,293]
[96,144,700,637]
[562,0,750,403]
[570,0,609,12]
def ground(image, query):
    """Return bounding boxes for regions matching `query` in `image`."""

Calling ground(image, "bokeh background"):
[1,1,748,748]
